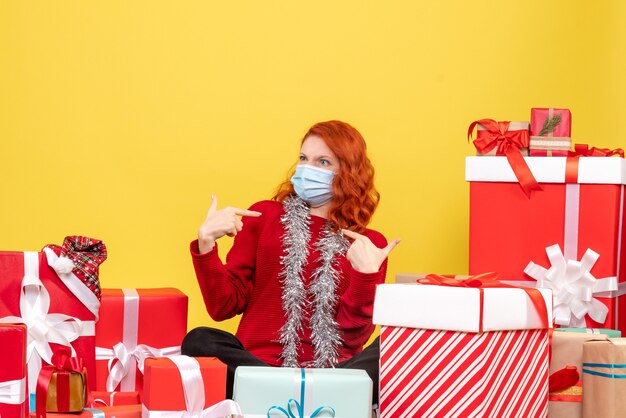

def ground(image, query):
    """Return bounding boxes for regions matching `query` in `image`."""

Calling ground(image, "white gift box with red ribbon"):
[373,282,552,418]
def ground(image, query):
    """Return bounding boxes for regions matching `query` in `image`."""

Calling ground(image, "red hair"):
[273,120,379,232]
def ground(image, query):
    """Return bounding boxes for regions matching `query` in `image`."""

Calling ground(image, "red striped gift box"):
[373,280,552,418]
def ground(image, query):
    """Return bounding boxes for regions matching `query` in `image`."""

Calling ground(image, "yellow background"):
[2,1,625,336]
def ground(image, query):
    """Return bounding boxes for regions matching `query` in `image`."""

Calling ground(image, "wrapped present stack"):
[0,237,243,418]
[462,107,626,417]
[467,107,626,333]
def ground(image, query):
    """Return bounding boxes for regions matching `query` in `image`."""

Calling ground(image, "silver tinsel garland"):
[277,196,348,368]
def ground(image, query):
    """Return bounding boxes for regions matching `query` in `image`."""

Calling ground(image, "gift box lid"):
[373,283,553,332]
[556,328,622,338]
[465,156,626,185]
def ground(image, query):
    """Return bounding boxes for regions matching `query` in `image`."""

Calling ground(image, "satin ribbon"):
[524,149,623,327]
[564,145,625,184]
[94,288,181,391]
[267,369,336,418]
[525,247,618,327]
[83,408,106,418]
[0,377,26,404]
[569,144,624,158]
[468,119,541,197]
[142,355,243,417]
[0,252,95,394]
[582,362,626,378]
[35,347,86,418]
[90,391,134,407]
[418,272,550,332]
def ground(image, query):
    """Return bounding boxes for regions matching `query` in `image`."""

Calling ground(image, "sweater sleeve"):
[189,201,267,321]
[336,229,388,351]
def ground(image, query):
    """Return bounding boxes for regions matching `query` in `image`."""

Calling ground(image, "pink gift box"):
[530,107,572,156]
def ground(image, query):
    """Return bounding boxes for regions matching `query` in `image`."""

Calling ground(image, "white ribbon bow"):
[0,252,94,393]
[0,377,26,404]
[96,343,181,391]
[142,355,243,418]
[524,244,618,327]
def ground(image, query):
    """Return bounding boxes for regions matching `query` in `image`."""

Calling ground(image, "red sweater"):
[190,200,388,366]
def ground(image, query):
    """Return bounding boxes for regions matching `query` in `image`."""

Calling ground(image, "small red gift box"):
[529,107,572,156]
[0,323,28,418]
[89,391,140,407]
[29,404,142,418]
[142,356,229,416]
[467,154,626,332]
[94,288,188,394]
[0,248,102,394]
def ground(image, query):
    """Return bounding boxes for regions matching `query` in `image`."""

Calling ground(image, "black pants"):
[181,327,380,404]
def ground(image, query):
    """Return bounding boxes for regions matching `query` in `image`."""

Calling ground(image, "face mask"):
[290,165,335,207]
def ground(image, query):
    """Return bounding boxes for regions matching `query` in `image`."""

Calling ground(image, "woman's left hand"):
[342,229,400,274]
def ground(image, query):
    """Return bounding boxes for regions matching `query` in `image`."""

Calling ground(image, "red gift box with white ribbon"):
[142,356,236,417]
[0,249,102,396]
[0,323,28,417]
[467,152,626,332]
[373,277,552,418]
[94,288,188,395]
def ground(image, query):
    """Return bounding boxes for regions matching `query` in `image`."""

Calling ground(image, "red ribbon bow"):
[418,272,549,332]
[36,347,87,418]
[569,143,625,158]
[549,365,580,393]
[564,144,625,183]
[468,119,542,198]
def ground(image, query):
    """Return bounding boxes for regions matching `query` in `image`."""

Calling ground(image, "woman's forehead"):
[300,135,335,157]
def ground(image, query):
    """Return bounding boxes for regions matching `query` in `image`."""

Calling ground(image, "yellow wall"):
[1,1,625,335]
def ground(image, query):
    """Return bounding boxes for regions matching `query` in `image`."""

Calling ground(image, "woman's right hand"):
[198,195,262,254]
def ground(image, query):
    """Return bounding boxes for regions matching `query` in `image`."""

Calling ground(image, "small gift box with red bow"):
[468,119,541,197]
[0,236,107,398]
[35,348,88,418]
[466,149,626,333]
[529,107,572,156]
[373,274,553,418]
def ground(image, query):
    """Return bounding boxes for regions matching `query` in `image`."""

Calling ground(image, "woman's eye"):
[320,159,330,166]
[299,155,306,161]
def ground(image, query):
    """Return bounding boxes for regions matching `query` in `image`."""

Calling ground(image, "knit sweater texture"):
[190,199,388,366]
